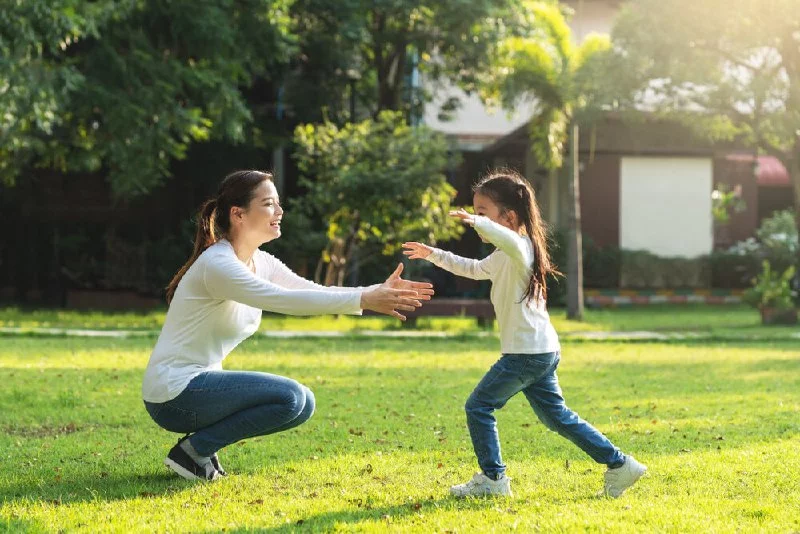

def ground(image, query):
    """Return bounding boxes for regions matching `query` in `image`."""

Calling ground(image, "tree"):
[293,111,463,285]
[478,2,611,319]
[607,0,800,249]
[0,0,295,197]
[0,1,549,198]
[285,0,540,123]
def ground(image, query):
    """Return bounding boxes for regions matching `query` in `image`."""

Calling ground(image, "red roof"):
[724,154,791,187]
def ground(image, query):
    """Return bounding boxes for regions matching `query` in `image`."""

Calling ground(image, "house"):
[483,116,794,252]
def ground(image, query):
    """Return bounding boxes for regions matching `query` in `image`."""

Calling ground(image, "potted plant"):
[743,261,797,325]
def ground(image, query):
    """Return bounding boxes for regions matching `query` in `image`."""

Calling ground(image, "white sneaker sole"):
[164,457,204,481]
[450,487,513,498]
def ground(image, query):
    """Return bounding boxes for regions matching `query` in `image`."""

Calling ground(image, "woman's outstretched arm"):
[264,253,434,301]
[204,252,422,319]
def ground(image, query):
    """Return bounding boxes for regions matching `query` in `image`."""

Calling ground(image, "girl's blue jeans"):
[465,352,625,479]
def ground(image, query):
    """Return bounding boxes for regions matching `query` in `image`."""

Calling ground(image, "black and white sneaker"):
[210,453,227,476]
[164,437,220,481]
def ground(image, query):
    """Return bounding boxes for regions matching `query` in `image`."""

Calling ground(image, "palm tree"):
[480,1,610,319]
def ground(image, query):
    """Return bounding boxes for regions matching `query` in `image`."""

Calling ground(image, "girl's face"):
[473,192,519,241]
[234,180,284,244]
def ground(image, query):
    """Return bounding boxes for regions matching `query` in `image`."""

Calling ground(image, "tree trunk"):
[377,49,404,113]
[320,214,361,287]
[322,238,347,287]
[371,12,406,114]
[567,123,584,320]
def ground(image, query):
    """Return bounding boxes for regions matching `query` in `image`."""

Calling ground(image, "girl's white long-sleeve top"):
[427,216,560,355]
[142,239,366,403]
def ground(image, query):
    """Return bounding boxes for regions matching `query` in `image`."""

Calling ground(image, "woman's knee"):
[279,385,315,431]
[296,386,316,423]
[281,379,309,417]
[285,380,316,413]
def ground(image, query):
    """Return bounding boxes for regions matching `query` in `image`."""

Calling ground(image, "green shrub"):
[743,261,796,310]
[619,250,710,289]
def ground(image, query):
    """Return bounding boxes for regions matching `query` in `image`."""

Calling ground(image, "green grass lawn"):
[1,335,798,532]
[2,304,797,339]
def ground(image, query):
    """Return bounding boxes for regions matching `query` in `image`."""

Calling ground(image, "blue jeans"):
[144,371,315,457]
[465,352,624,479]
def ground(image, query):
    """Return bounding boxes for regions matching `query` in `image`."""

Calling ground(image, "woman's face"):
[237,180,284,243]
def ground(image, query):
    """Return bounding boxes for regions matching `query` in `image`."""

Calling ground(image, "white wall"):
[619,157,713,257]
[422,1,620,142]
[562,0,619,43]
[421,84,534,138]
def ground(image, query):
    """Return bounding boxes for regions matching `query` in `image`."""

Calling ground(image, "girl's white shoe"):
[603,456,648,497]
[450,472,512,497]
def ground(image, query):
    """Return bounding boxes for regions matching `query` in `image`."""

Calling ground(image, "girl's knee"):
[465,393,489,414]
[536,413,561,432]
[537,404,578,431]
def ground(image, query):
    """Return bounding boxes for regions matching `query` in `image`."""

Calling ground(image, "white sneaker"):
[603,456,647,498]
[450,472,512,497]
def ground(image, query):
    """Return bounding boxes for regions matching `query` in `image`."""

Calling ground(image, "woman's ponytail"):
[165,198,219,304]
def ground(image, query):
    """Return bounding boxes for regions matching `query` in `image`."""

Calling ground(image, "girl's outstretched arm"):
[450,209,533,274]
[402,242,496,280]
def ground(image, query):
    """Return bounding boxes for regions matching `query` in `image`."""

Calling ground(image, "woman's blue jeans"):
[144,371,315,457]
[465,352,624,479]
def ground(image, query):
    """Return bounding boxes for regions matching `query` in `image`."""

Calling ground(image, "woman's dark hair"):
[473,170,560,303]
[166,170,272,304]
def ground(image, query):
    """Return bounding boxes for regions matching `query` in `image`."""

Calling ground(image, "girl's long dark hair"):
[166,170,272,304]
[473,170,560,303]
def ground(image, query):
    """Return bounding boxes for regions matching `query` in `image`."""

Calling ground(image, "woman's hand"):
[382,263,434,300]
[402,242,434,260]
[360,285,423,321]
[449,208,475,225]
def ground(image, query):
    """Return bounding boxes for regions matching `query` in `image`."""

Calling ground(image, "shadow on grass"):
[0,516,43,534]
[215,494,534,533]
[0,471,188,509]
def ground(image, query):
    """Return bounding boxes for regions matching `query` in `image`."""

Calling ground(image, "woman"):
[143,170,433,480]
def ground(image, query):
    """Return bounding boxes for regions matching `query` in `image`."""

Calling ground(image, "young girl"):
[402,171,646,498]
[143,170,433,481]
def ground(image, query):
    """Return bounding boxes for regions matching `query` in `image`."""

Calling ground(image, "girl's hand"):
[449,209,475,225]
[360,285,422,321]
[382,263,434,300]
[402,242,434,260]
